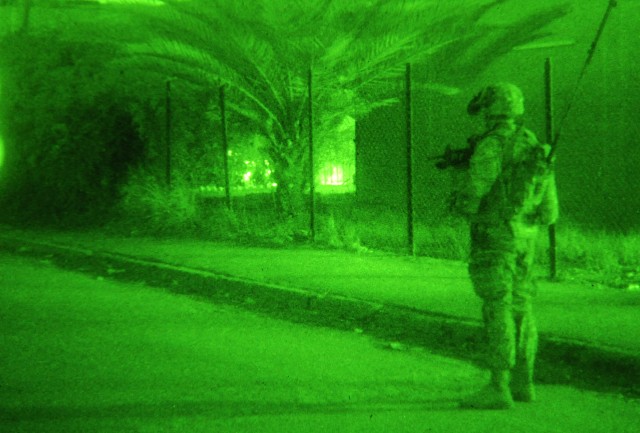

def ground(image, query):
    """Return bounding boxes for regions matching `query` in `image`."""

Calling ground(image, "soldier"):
[454,83,559,409]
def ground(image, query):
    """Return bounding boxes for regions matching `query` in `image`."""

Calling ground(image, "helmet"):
[467,83,524,118]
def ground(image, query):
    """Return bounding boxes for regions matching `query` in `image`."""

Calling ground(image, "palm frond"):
[118,0,571,150]
[449,2,572,75]
[127,39,289,139]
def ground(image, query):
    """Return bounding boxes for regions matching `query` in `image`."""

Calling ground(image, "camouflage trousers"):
[468,220,539,373]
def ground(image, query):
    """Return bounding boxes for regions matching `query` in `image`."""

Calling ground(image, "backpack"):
[478,126,554,222]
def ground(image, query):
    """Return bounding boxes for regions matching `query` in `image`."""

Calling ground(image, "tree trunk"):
[272,163,306,218]
[269,137,308,219]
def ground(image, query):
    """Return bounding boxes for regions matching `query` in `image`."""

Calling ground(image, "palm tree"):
[121,0,569,217]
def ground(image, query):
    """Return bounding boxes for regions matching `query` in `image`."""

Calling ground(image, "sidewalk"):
[1,226,639,394]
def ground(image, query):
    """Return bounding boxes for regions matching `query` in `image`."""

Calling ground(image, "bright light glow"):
[319,165,345,186]
[242,171,252,183]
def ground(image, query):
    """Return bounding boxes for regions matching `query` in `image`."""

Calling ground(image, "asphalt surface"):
[0,226,639,398]
[1,253,639,433]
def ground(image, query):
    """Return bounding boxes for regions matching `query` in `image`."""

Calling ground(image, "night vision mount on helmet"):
[467,83,525,118]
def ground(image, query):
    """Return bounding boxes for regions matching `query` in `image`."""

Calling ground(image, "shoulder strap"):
[484,125,521,173]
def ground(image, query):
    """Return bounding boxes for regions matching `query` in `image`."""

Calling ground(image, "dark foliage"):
[0,32,145,227]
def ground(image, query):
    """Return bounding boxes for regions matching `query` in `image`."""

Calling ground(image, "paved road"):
[1,253,638,432]
[4,227,638,355]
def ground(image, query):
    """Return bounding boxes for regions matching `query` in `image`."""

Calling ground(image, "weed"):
[118,169,198,237]
[115,183,640,285]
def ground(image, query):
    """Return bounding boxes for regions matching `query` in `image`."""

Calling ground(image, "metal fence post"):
[405,63,415,256]
[308,67,316,241]
[20,0,32,34]
[219,85,231,210]
[165,79,172,189]
[545,57,558,279]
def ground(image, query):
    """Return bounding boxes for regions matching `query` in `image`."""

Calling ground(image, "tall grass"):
[117,170,200,236]
[115,181,639,285]
[551,223,640,286]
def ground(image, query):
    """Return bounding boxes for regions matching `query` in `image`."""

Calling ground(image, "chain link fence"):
[159,60,639,285]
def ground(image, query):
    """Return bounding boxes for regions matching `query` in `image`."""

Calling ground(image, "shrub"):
[0,32,144,226]
[118,169,198,236]
[555,223,640,276]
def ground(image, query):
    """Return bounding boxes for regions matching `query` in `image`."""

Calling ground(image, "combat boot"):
[511,366,535,402]
[512,309,537,402]
[460,370,514,410]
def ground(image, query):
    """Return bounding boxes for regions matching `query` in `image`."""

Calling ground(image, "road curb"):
[1,235,638,397]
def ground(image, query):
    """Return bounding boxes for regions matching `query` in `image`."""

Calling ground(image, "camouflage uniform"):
[457,83,559,409]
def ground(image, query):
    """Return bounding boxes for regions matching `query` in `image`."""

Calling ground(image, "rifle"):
[429,134,485,170]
